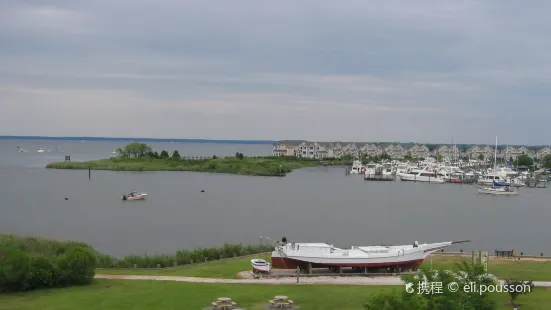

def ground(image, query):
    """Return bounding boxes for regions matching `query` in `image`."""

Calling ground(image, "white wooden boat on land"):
[250,259,271,273]
[270,238,469,271]
[121,192,147,200]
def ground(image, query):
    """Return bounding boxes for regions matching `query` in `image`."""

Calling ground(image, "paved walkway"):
[94,274,551,287]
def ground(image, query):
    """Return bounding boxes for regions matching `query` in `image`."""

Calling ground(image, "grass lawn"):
[422,255,551,281]
[96,255,259,278]
[0,280,549,310]
[97,254,551,281]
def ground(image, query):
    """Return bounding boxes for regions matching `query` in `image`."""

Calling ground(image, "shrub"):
[0,246,31,292]
[28,255,59,289]
[56,246,97,286]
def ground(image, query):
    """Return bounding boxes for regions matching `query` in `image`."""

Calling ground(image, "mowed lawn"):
[0,280,549,310]
[98,254,551,281]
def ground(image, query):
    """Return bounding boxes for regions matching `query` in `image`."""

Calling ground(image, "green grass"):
[96,254,551,281]
[0,280,549,310]
[97,255,260,279]
[45,157,327,176]
[422,255,551,281]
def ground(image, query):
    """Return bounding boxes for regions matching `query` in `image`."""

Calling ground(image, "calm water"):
[1,139,550,256]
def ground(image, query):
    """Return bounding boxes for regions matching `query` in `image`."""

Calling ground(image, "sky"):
[1,0,550,145]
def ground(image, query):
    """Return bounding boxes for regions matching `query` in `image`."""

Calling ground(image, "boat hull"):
[271,256,424,270]
[398,174,444,183]
[121,194,147,200]
[477,189,518,195]
[250,259,271,273]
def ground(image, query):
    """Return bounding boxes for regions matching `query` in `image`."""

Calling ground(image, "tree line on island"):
[46,142,551,176]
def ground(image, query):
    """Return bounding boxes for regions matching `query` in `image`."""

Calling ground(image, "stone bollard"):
[205,257,208,262]
[133,264,137,269]
[174,262,177,267]
[190,260,193,264]
[157,264,160,268]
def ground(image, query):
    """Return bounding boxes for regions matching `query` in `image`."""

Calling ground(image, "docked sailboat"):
[271,238,469,271]
[250,259,271,273]
[477,182,518,195]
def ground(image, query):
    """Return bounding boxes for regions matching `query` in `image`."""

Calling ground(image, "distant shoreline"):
[0,135,275,144]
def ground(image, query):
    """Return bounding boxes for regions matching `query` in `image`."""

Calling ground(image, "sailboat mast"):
[494,136,497,171]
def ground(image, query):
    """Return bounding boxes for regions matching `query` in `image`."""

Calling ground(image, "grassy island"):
[45,142,351,176]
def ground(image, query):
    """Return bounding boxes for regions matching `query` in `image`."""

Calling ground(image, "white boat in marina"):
[397,167,445,183]
[363,163,377,175]
[349,160,364,174]
[270,238,469,271]
[121,192,147,201]
[477,173,510,185]
[37,148,45,153]
[250,259,271,273]
[18,148,28,153]
[477,184,518,195]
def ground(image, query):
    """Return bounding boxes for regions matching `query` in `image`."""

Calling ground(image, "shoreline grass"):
[0,279,549,310]
[45,156,339,176]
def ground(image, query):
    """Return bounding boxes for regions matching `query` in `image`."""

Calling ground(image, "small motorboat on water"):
[250,259,271,273]
[121,192,147,200]
[476,182,518,195]
[37,148,45,153]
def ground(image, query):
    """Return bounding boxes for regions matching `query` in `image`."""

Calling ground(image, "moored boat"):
[476,183,518,195]
[270,238,469,271]
[121,192,147,200]
[250,259,271,273]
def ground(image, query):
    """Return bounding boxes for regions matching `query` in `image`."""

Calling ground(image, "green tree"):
[159,150,169,158]
[116,142,152,158]
[541,154,551,168]
[517,155,533,167]
[380,152,391,160]
[212,155,218,159]
[437,152,443,162]
[171,150,180,159]
[235,152,244,160]
[503,279,534,307]
[478,154,484,161]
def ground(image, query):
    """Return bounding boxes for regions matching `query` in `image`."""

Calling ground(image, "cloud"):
[0,0,550,144]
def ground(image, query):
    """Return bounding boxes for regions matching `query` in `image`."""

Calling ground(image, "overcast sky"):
[1,0,550,144]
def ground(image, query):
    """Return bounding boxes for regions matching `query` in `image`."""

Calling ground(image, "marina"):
[2,139,551,257]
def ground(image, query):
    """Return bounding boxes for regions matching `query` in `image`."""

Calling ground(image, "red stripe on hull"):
[272,257,424,270]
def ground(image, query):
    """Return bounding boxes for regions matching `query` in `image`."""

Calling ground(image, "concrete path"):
[95,274,551,287]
